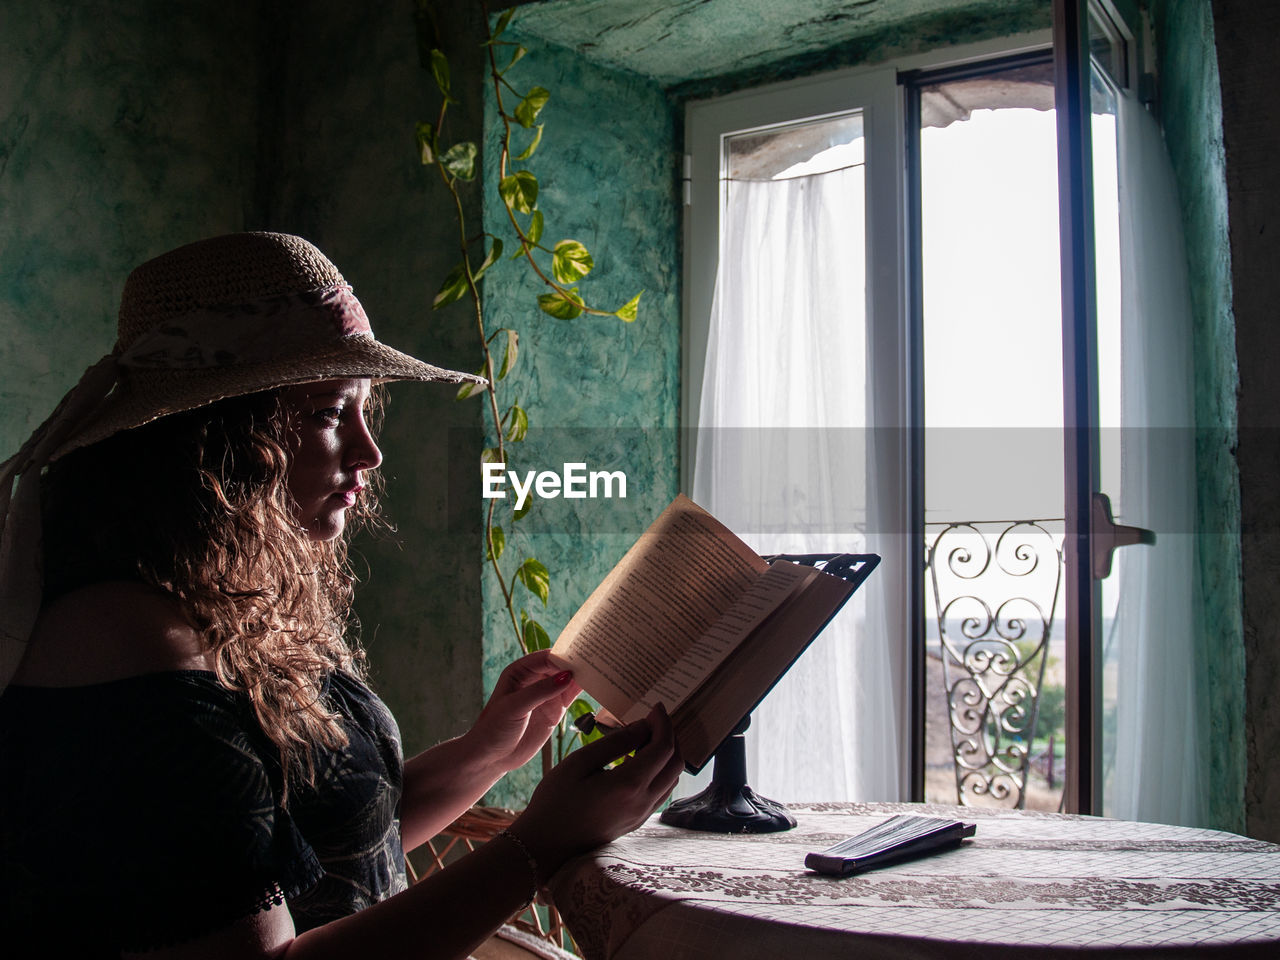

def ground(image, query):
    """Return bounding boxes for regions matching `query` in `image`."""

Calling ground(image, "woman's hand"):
[461,650,581,777]
[508,703,684,880]
[401,651,579,851]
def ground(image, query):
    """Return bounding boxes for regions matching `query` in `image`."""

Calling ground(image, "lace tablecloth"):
[547,802,1280,959]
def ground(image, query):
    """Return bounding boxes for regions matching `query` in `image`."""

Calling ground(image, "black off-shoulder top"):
[0,669,407,955]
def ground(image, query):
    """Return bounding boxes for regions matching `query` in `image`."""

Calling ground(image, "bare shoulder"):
[16,581,213,686]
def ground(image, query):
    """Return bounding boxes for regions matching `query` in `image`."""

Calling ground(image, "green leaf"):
[440,141,477,180]
[522,615,552,652]
[551,239,594,284]
[614,290,643,322]
[515,123,543,161]
[480,447,503,464]
[513,498,531,521]
[514,86,550,128]
[512,210,544,259]
[432,263,469,309]
[537,287,584,320]
[498,170,539,214]
[496,328,519,380]
[491,7,516,41]
[430,49,454,102]
[502,44,528,75]
[569,698,604,743]
[516,558,550,606]
[455,371,488,400]
[415,121,436,165]
[502,402,529,442]
[485,525,505,561]
[472,239,504,282]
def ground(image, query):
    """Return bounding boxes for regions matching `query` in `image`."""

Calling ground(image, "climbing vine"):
[416,5,638,770]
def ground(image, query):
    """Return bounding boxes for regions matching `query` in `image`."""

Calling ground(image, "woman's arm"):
[125,706,683,960]
[398,650,581,851]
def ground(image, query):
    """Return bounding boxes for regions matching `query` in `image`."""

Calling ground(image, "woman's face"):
[280,378,382,541]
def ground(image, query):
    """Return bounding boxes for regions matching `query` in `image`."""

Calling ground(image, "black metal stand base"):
[659,728,796,833]
[659,781,797,833]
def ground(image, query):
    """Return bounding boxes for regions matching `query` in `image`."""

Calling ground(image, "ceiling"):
[507,0,1049,87]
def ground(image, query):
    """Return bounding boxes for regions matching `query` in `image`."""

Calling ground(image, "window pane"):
[920,62,1067,812]
[694,109,900,802]
[726,113,864,180]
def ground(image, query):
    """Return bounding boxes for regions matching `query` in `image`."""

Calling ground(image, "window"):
[683,13,1205,824]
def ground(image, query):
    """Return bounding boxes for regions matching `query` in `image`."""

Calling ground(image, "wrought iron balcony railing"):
[926,519,1064,809]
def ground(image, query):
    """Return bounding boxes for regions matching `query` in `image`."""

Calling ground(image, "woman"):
[0,232,682,958]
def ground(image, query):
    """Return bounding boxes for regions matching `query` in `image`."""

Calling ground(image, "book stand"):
[658,713,797,832]
[659,553,880,833]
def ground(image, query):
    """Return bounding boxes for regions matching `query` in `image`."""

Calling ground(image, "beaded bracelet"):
[497,829,540,908]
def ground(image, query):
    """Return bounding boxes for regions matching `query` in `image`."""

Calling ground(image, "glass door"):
[1087,6,1206,826]
[909,52,1069,811]
[684,67,912,801]
[909,1,1174,816]
[1052,0,1198,820]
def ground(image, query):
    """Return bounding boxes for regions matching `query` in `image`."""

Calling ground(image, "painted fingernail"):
[554,670,573,685]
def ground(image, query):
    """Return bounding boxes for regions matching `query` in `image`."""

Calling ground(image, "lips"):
[334,484,364,507]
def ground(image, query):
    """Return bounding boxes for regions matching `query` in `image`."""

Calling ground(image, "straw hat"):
[0,231,486,688]
[57,231,484,458]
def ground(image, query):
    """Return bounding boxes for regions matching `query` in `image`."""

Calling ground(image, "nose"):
[345,414,383,472]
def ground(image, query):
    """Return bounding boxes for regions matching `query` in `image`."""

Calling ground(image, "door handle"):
[1091,492,1156,580]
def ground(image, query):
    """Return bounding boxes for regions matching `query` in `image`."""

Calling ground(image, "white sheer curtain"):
[1105,92,1208,826]
[688,162,901,801]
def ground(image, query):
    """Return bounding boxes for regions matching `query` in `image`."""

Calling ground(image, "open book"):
[550,494,878,772]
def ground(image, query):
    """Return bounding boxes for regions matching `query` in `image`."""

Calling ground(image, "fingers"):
[536,680,582,720]
[496,670,579,722]
[603,706,683,830]
[557,681,580,710]
[625,704,681,789]
[494,650,570,691]
[489,653,580,717]
[651,745,686,797]
[644,701,672,748]
[558,715,655,774]
[525,688,577,733]
[560,703,680,783]
[524,705,684,858]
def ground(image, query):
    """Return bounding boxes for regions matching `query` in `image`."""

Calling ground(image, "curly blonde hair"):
[41,387,387,791]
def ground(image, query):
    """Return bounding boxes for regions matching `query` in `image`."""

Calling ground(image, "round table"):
[547,802,1280,959]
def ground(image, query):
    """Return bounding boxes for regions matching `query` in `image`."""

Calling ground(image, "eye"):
[313,405,345,425]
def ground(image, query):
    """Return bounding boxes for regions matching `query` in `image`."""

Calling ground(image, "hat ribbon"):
[0,356,119,691]
[118,282,372,370]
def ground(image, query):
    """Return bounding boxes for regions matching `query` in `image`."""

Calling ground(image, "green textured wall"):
[1210,0,1280,842]
[1149,0,1244,833]
[479,33,682,806]
[0,0,260,456]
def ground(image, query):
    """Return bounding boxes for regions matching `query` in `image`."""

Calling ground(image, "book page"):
[550,495,767,720]
[673,570,855,769]
[619,561,816,723]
